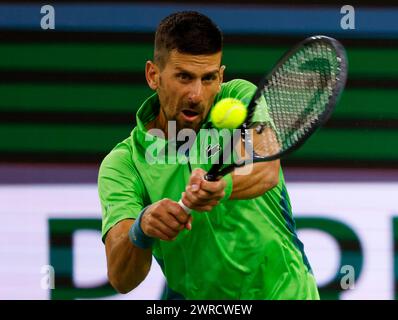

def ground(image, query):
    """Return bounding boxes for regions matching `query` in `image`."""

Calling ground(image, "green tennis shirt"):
[98,79,319,300]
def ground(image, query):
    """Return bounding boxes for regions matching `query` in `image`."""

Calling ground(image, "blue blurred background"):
[0,1,397,300]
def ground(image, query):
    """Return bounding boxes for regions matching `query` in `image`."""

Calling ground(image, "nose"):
[188,80,203,105]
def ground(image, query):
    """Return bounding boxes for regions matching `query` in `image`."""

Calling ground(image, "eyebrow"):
[175,67,219,78]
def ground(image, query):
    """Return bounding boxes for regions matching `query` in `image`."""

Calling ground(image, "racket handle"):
[178,199,192,214]
[204,173,217,181]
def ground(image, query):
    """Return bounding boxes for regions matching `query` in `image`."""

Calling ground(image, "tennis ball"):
[210,98,247,129]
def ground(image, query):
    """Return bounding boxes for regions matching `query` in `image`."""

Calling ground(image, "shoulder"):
[98,138,136,182]
[218,79,257,104]
[98,137,147,203]
[221,79,256,92]
[100,139,131,168]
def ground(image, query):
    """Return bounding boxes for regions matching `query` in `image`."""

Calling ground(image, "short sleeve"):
[218,79,275,129]
[221,173,233,201]
[98,145,147,243]
[217,79,256,106]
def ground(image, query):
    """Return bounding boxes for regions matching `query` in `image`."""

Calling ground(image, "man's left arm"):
[229,160,279,200]
[229,126,280,199]
[181,160,279,211]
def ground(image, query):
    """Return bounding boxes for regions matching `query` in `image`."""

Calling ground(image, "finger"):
[184,189,220,206]
[156,211,185,232]
[187,185,224,201]
[188,168,206,191]
[185,215,193,230]
[144,223,174,241]
[188,204,215,212]
[183,191,219,210]
[164,199,191,224]
[182,190,202,208]
[200,179,227,193]
[151,219,179,239]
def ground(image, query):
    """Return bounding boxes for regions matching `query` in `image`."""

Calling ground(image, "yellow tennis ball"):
[210,98,247,129]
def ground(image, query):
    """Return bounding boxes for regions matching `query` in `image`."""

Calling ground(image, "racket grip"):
[178,199,192,214]
[204,173,217,181]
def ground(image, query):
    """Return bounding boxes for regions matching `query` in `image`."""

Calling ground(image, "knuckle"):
[176,208,187,220]
[145,226,155,237]
[184,198,193,207]
[151,210,161,219]
[161,198,172,206]
[193,168,203,174]
[183,193,193,202]
[180,213,189,223]
[171,221,181,230]
[155,200,163,207]
[165,220,177,230]
[195,192,207,200]
[144,215,153,226]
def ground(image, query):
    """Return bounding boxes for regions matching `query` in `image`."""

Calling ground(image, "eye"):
[177,73,192,81]
[202,74,217,83]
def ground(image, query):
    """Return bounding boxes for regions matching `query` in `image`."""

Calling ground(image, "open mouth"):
[181,109,200,121]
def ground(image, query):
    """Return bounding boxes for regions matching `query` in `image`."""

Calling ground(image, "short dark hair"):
[154,11,223,68]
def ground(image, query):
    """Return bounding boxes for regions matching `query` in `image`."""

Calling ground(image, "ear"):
[218,65,226,92]
[145,60,160,90]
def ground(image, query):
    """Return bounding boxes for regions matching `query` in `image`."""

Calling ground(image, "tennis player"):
[98,11,319,299]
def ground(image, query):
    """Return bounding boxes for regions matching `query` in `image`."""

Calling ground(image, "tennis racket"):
[178,35,347,213]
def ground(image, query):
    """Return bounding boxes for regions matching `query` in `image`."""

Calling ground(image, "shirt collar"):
[134,92,214,138]
[135,92,160,133]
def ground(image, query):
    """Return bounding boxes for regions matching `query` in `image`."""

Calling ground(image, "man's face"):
[150,50,224,132]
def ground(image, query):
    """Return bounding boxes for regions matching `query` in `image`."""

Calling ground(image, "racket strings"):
[257,41,342,154]
[240,124,280,159]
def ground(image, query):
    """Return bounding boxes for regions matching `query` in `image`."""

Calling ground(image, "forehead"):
[165,50,222,74]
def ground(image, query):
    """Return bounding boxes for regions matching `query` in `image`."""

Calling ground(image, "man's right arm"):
[105,219,152,294]
[105,199,192,294]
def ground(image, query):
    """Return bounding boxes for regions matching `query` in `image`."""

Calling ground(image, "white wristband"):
[178,199,192,214]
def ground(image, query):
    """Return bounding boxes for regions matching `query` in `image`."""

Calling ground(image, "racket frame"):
[205,35,348,181]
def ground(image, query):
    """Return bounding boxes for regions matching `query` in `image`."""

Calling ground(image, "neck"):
[146,108,169,137]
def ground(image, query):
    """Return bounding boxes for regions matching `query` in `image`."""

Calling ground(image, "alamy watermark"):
[340,265,355,290]
[41,265,55,290]
[40,5,55,30]
[144,121,261,175]
[340,5,355,30]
